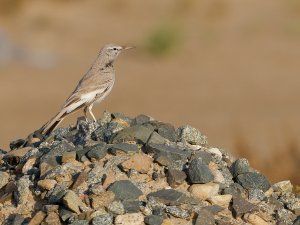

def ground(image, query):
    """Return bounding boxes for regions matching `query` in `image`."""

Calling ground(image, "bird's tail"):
[39,109,68,136]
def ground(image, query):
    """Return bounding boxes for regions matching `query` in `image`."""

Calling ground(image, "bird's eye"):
[113,47,117,50]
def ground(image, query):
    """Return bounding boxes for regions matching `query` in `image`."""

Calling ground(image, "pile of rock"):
[0,112,299,225]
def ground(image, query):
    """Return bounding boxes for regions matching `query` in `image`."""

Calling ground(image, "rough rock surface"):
[0,112,298,224]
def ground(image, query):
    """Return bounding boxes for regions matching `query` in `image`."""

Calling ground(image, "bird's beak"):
[122,46,135,50]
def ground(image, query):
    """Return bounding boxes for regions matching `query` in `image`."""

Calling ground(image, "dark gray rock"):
[108,143,139,155]
[147,132,167,145]
[147,189,187,206]
[47,183,68,204]
[157,123,177,142]
[40,140,75,162]
[75,146,90,160]
[123,200,141,213]
[293,217,300,225]
[144,215,163,225]
[236,172,271,192]
[86,143,107,160]
[232,196,257,217]
[10,214,25,225]
[69,220,89,225]
[132,114,152,125]
[146,143,192,159]
[59,208,74,221]
[92,214,113,225]
[177,125,208,146]
[9,139,25,150]
[111,125,153,144]
[202,205,224,214]
[154,153,185,167]
[223,183,245,197]
[108,180,142,201]
[187,158,214,184]
[167,169,187,188]
[230,158,251,178]
[191,151,212,165]
[152,207,165,217]
[195,209,215,225]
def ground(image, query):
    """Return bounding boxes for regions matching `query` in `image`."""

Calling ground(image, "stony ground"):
[0,112,299,225]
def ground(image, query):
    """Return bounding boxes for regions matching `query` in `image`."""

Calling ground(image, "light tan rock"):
[115,212,145,225]
[208,194,232,208]
[6,147,32,157]
[37,179,57,190]
[44,211,62,225]
[62,151,77,163]
[121,153,152,174]
[189,183,219,201]
[28,211,46,225]
[273,180,293,193]
[63,190,86,214]
[91,191,115,209]
[0,171,9,189]
[243,213,269,225]
[22,157,37,174]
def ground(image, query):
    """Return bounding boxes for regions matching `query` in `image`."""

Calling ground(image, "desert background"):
[0,0,299,184]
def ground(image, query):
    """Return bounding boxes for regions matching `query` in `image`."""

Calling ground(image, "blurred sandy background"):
[0,0,299,184]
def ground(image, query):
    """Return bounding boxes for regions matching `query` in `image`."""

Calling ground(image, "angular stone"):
[167,169,187,188]
[189,183,219,201]
[108,180,142,201]
[40,140,75,162]
[191,151,212,165]
[62,151,77,163]
[86,143,107,160]
[147,132,167,145]
[202,205,224,214]
[223,183,245,197]
[177,125,208,146]
[76,147,91,160]
[91,191,115,209]
[63,190,86,214]
[146,143,191,159]
[208,194,232,208]
[59,208,74,222]
[107,201,125,215]
[144,215,164,225]
[14,177,30,206]
[236,172,271,192]
[0,171,9,189]
[148,189,187,206]
[10,139,26,150]
[69,220,89,225]
[47,183,68,204]
[165,206,189,219]
[232,196,257,217]
[72,171,88,190]
[44,211,62,225]
[92,214,113,225]
[154,152,184,167]
[195,209,215,225]
[111,125,153,144]
[37,179,57,190]
[115,213,145,225]
[123,200,141,213]
[273,180,293,193]
[11,214,26,225]
[230,158,251,178]
[187,159,214,184]
[121,153,153,174]
[157,124,177,142]
[132,114,152,125]
[40,157,59,177]
[28,211,47,225]
[243,213,269,225]
[109,143,139,155]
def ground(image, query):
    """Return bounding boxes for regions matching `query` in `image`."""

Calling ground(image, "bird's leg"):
[83,107,89,122]
[88,104,97,122]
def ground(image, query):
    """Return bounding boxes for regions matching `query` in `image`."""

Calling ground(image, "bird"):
[39,44,134,136]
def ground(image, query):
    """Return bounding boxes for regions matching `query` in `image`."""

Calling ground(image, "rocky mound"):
[0,112,299,225]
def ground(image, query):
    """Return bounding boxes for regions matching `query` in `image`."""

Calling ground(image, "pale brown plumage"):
[39,44,133,135]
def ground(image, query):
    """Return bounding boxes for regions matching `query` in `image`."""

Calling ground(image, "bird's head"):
[99,44,134,65]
